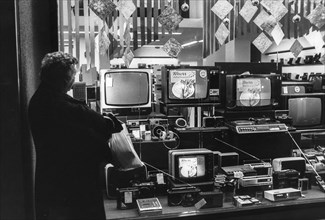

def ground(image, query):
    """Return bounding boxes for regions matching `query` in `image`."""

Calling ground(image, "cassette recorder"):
[245,162,273,176]
[238,175,273,188]
[264,188,302,202]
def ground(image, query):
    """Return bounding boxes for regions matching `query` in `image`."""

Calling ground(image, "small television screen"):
[161,66,220,104]
[223,74,281,111]
[280,93,325,129]
[178,155,206,178]
[99,69,152,115]
[168,148,214,190]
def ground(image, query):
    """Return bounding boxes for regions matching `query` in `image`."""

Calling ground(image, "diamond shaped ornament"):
[215,23,230,45]
[304,30,325,53]
[89,0,116,20]
[211,0,233,20]
[162,38,183,58]
[123,48,134,68]
[319,54,325,65]
[271,24,284,45]
[158,6,183,32]
[261,0,288,21]
[98,26,111,55]
[252,32,273,54]
[115,0,136,20]
[239,0,258,23]
[261,15,278,36]
[306,4,325,29]
[254,9,270,30]
[290,39,303,58]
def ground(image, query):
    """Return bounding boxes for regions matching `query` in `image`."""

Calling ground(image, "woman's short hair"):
[40,51,78,87]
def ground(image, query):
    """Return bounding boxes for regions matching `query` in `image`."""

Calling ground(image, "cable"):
[285,130,322,178]
[214,137,265,163]
[162,131,180,150]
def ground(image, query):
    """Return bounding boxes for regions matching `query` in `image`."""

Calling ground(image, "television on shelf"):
[99,69,152,116]
[280,93,325,130]
[221,73,282,111]
[168,148,215,191]
[161,66,221,105]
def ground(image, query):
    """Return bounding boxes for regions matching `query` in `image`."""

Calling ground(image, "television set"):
[99,69,152,115]
[161,66,220,105]
[168,148,214,191]
[280,93,325,130]
[221,74,282,111]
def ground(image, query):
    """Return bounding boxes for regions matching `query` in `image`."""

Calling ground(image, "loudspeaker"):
[214,152,239,168]
[72,82,86,101]
[149,118,168,138]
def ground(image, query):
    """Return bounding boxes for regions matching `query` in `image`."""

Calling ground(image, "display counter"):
[104,187,325,220]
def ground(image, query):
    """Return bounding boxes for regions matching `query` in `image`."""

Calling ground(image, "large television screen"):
[236,77,271,107]
[223,74,281,111]
[99,69,152,115]
[280,93,325,129]
[161,66,220,104]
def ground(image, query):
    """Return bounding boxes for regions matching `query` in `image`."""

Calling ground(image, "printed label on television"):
[179,156,205,178]
[170,70,196,99]
[169,69,209,100]
[237,78,264,107]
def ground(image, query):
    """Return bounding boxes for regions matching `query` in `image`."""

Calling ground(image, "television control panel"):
[227,121,288,134]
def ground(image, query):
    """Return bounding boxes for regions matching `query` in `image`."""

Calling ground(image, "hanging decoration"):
[89,0,116,21]
[115,0,136,20]
[254,9,270,30]
[123,18,132,48]
[292,14,301,23]
[304,30,325,53]
[271,24,285,46]
[223,18,230,27]
[260,0,288,22]
[211,0,233,20]
[98,25,111,55]
[306,4,325,29]
[162,38,183,58]
[252,32,273,54]
[181,1,190,12]
[239,0,258,23]
[319,54,325,65]
[122,47,134,68]
[252,0,260,6]
[260,15,278,36]
[215,22,230,45]
[289,39,304,58]
[158,6,183,32]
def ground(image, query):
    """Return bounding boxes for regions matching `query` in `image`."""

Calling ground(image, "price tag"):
[194,198,207,209]
[283,86,288,94]
[156,173,165,184]
[106,76,113,87]
[124,191,133,204]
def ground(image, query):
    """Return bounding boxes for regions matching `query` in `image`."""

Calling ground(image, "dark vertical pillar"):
[0,0,58,220]
[0,1,25,218]
[250,43,261,63]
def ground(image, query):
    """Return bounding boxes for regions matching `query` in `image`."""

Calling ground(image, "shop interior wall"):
[0,0,58,220]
